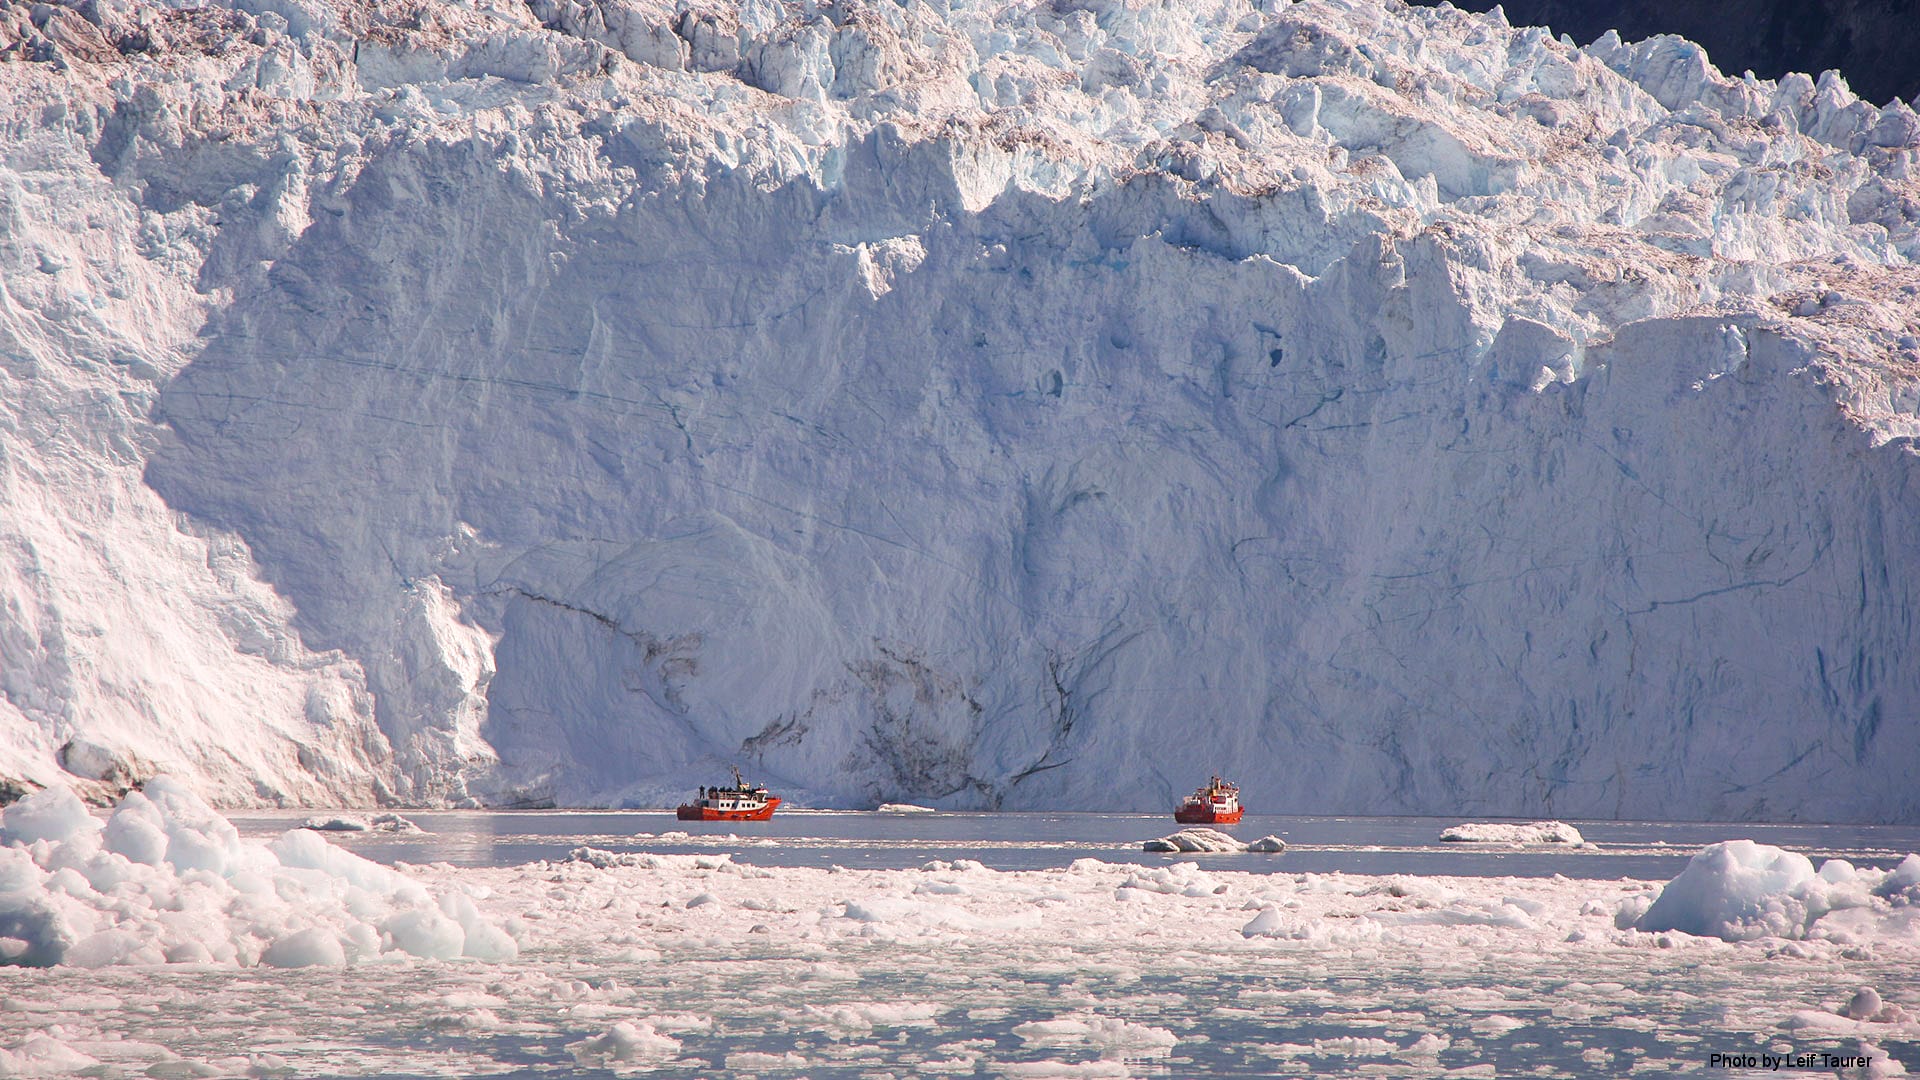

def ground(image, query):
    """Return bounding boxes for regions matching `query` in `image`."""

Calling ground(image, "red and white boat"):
[676,767,782,821]
[1175,776,1244,825]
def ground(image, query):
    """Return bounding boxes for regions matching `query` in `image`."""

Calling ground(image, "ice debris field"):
[0,784,1917,1076]
[2,0,1918,821]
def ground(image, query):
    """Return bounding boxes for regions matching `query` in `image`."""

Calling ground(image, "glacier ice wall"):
[2,0,1918,818]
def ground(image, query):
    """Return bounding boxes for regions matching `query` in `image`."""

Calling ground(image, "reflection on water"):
[225,809,1920,879]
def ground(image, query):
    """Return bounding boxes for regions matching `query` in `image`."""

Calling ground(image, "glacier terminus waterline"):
[1,0,1917,818]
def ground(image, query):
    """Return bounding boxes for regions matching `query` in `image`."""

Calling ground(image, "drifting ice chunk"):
[566,846,738,871]
[1144,828,1242,852]
[1439,822,1585,845]
[262,927,349,967]
[105,776,250,874]
[1143,829,1286,853]
[300,813,423,833]
[0,787,101,846]
[0,780,516,968]
[567,1022,682,1066]
[1879,855,1920,901]
[271,827,422,898]
[0,1034,101,1076]
[381,905,467,961]
[1012,1014,1177,1054]
[1370,898,1537,929]
[1242,907,1390,945]
[1842,988,1911,1024]
[1838,1042,1909,1080]
[1636,839,1817,940]
[876,803,937,813]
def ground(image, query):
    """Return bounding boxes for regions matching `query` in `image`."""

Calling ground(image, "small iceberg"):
[300,812,423,834]
[876,803,937,813]
[1439,821,1584,845]
[0,781,512,968]
[1144,828,1286,853]
[1632,840,1920,942]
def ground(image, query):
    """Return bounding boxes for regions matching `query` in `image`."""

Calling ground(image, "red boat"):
[676,767,782,821]
[1175,776,1244,825]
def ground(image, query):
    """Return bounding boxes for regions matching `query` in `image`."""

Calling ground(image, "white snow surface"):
[2,0,1919,817]
[1440,821,1586,844]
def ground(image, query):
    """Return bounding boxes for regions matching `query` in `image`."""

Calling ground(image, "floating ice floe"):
[1632,840,1920,942]
[1242,886,1537,940]
[567,846,741,871]
[1012,1014,1178,1057]
[0,781,518,968]
[1440,822,1587,845]
[1842,988,1911,1024]
[300,813,423,833]
[1782,988,1917,1035]
[1143,829,1286,853]
[876,803,938,813]
[566,1022,682,1067]
[0,1033,104,1077]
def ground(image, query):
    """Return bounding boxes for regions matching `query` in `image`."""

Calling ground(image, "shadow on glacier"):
[143,122,1920,820]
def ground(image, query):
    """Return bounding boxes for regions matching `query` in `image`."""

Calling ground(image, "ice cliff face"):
[2,0,1917,818]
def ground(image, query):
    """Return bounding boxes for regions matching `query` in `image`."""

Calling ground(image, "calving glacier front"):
[1,0,1915,817]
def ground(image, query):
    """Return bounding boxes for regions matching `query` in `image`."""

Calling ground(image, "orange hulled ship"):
[1174,775,1244,825]
[676,766,782,821]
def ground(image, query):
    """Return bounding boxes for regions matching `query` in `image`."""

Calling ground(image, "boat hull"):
[676,797,781,822]
[1174,805,1243,825]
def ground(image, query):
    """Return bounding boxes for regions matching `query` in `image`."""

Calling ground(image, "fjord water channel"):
[225,809,1920,879]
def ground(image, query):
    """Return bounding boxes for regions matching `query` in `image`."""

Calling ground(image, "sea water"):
[225,808,1920,879]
